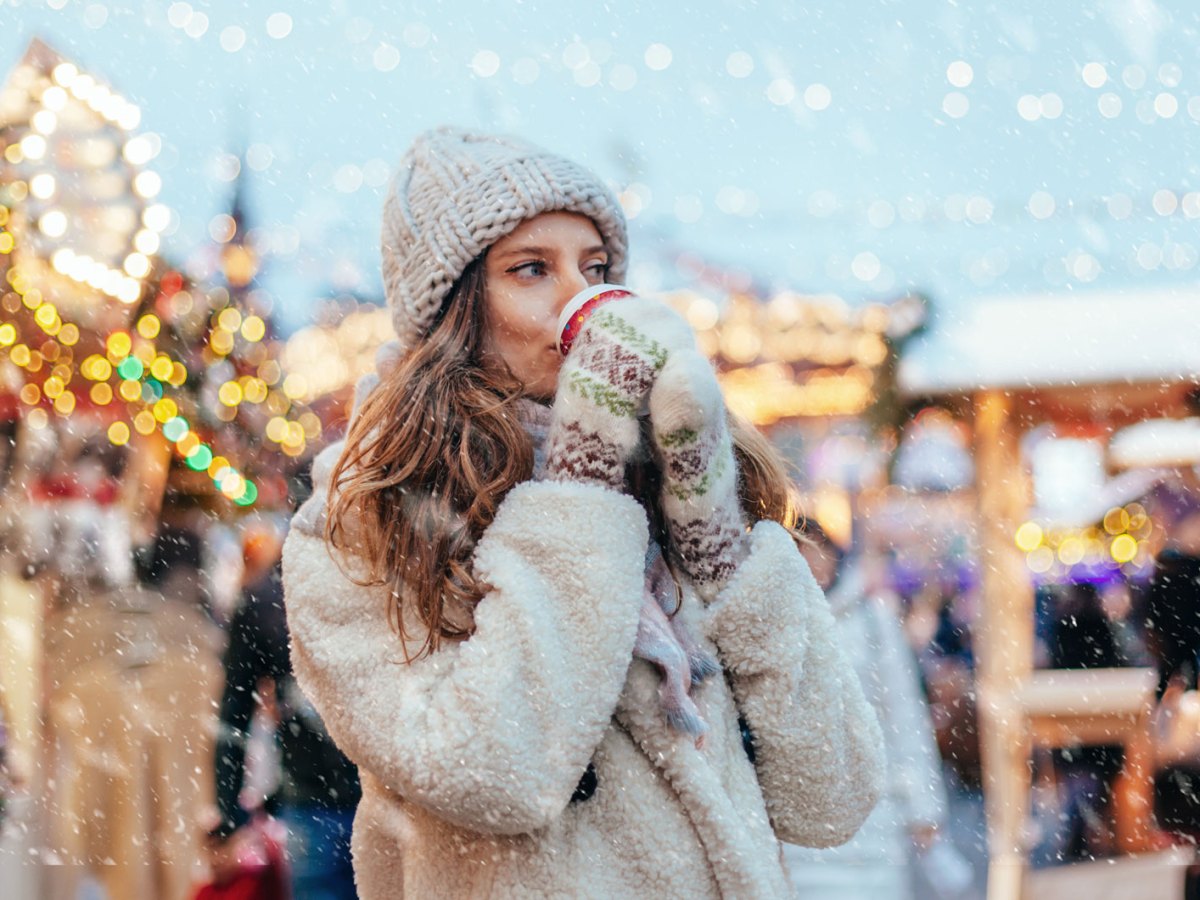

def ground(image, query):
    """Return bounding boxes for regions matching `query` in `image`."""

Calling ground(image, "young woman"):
[282,127,884,898]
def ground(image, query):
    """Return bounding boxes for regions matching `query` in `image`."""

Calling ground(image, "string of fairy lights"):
[0,44,323,508]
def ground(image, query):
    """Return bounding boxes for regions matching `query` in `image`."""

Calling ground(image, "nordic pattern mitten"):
[649,349,750,603]
[545,298,694,490]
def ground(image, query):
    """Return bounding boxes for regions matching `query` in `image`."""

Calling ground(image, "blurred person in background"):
[211,520,361,900]
[783,524,968,899]
[1047,581,1127,861]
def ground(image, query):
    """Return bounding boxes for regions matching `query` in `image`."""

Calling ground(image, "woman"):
[782,525,957,899]
[282,127,883,898]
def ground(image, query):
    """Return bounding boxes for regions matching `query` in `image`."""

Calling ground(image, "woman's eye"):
[586,262,609,277]
[510,261,546,277]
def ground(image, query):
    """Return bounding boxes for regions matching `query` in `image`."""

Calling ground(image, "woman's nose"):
[556,270,589,311]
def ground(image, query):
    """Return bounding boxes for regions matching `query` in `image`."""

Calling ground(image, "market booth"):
[897,289,1200,899]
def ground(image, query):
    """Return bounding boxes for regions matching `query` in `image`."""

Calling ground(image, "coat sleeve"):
[702,521,886,848]
[282,478,648,836]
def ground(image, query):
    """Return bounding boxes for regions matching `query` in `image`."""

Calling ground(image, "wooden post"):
[973,390,1035,899]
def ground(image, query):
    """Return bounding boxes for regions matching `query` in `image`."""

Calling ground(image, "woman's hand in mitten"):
[545,298,695,490]
[649,349,749,602]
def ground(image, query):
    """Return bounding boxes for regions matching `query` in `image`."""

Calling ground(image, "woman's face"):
[482,211,610,400]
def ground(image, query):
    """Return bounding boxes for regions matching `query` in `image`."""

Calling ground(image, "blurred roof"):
[897,289,1200,396]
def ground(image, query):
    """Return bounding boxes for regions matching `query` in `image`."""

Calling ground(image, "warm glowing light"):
[123,253,151,278]
[119,380,142,402]
[217,306,243,331]
[90,383,113,405]
[1015,522,1044,552]
[1057,538,1085,566]
[169,362,188,386]
[153,398,178,422]
[29,174,56,199]
[241,315,266,342]
[107,332,132,359]
[0,324,15,346]
[133,171,162,198]
[210,329,235,355]
[20,135,47,161]
[1111,534,1139,563]
[266,416,288,442]
[134,229,160,255]
[53,392,75,416]
[282,373,308,400]
[133,410,157,435]
[137,314,161,339]
[19,384,40,405]
[1027,547,1055,573]
[108,421,130,446]
[38,210,68,238]
[58,324,79,346]
[31,109,57,135]
[208,456,231,479]
[1103,507,1131,535]
[218,381,243,407]
[176,433,201,456]
[150,356,173,380]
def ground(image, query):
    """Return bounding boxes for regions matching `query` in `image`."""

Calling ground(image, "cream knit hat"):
[380,127,629,349]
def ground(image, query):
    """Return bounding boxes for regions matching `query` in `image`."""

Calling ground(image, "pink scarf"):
[517,400,718,745]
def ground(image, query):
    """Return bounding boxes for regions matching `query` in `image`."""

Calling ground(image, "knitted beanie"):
[380,127,629,349]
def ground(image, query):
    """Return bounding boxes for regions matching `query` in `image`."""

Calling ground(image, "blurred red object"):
[194,816,289,900]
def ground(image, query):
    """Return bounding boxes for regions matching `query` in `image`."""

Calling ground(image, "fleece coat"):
[282,443,885,899]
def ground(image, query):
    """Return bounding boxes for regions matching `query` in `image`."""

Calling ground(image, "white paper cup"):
[556,283,636,356]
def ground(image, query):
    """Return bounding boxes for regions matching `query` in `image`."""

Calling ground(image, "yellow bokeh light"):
[107,331,132,359]
[241,315,266,342]
[1057,537,1085,566]
[83,355,112,381]
[58,324,79,346]
[1103,507,1130,535]
[258,360,282,385]
[210,328,235,356]
[150,355,173,381]
[218,381,243,407]
[107,421,130,446]
[217,307,243,332]
[137,314,161,339]
[208,456,231,479]
[282,373,307,401]
[133,410,157,435]
[169,362,188,386]
[42,376,64,399]
[0,324,15,346]
[1110,534,1139,564]
[90,382,113,405]
[265,416,288,443]
[34,304,57,328]
[53,392,75,416]
[0,233,13,254]
[1015,522,1043,552]
[19,383,40,405]
[153,398,178,423]
[119,379,142,402]
[241,377,268,404]
[10,344,30,367]
[1027,547,1055,573]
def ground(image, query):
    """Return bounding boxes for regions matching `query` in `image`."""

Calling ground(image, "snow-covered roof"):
[897,289,1200,396]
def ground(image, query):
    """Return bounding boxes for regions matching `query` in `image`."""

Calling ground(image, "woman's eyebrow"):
[492,243,609,261]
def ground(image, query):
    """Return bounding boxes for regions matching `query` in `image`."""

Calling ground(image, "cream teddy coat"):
[283,444,884,899]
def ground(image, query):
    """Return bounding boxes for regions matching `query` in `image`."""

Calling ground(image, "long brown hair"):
[326,260,800,659]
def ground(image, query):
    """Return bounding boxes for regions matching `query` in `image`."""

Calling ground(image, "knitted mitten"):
[544,298,695,490]
[649,349,749,603]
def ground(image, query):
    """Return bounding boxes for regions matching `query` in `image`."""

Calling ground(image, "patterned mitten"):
[649,349,749,603]
[545,299,695,490]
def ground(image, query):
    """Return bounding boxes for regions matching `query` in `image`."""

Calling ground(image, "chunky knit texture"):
[650,350,750,601]
[544,298,695,490]
[381,127,628,349]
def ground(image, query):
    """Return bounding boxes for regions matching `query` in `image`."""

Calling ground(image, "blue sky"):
[5,0,1199,333]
